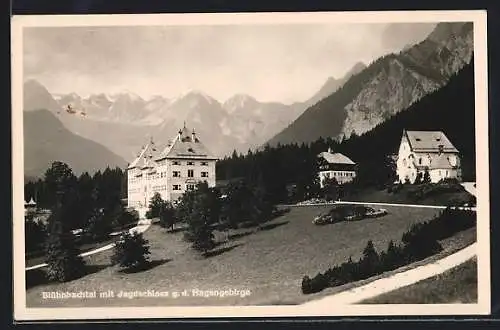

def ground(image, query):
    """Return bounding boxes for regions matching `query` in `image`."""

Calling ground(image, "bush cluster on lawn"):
[146,193,179,230]
[111,231,151,271]
[386,179,468,203]
[301,207,476,294]
[171,179,277,255]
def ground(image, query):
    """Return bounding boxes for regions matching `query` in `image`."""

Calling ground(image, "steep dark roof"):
[318,151,356,165]
[128,125,217,167]
[127,139,162,169]
[405,130,459,153]
[157,125,217,160]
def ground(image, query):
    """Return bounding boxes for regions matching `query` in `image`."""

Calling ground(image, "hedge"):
[302,207,476,294]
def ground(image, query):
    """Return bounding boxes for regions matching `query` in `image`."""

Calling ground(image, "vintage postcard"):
[12,10,490,321]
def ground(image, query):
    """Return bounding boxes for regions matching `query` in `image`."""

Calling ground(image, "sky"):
[23,22,437,104]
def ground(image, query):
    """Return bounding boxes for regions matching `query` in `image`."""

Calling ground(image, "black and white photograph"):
[11,10,490,320]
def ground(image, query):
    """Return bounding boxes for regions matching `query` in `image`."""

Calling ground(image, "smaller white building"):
[317,148,357,187]
[396,130,462,184]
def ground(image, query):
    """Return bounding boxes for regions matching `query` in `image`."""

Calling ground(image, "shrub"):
[85,208,112,242]
[25,217,47,254]
[381,240,406,270]
[111,231,151,271]
[44,208,86,282]
[146,193,167,219]
[422,169,431,183]
[414,172,423,185]
[358,240,381,277]
[159,201,178,230]
[112,207,139,229]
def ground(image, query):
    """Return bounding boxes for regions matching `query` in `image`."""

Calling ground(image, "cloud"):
[23,23,437,103]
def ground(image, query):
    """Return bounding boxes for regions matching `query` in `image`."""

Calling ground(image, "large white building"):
[396,130,461,184]
[317,148,357,187]
[127,125,217,214]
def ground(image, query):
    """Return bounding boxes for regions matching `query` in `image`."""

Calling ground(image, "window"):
[187,161,195,165]
[172,161,181,165]
[201,161,209,166]
[419,158,422,165]
[201,171,208,178]
[188,169,194,177]
[186,184,195,191]
[172,184,181,191]
[173,171,181,177]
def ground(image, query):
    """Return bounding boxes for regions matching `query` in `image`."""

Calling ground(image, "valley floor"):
[25,204,475,308]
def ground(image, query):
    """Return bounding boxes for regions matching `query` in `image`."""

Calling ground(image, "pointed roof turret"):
[156,124,217,161]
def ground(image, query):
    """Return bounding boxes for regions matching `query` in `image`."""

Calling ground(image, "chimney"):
[192,128,196,142]
[327,147,333,154]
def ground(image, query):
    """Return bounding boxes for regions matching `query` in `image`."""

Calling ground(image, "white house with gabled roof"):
[317,148,357,187]
[396,129,461,184]
[127,124,217,214]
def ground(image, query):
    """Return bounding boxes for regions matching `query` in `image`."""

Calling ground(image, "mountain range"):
[22,22,473,178]
[266,21,474,147]
[22,60,366,176]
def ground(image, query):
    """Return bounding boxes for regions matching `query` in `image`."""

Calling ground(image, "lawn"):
[25,204,470,307]
[361,257,478,304]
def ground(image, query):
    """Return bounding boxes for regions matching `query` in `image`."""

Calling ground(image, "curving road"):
[25,221,152,271]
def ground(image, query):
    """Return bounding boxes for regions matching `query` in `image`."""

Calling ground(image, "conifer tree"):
[180,182,219,254]
[159,201,178,231]
[359,240,380,277]
[414,172,423,185]
[44,204,86,282]
[111,231,151,271]
[423,168,431,184]
[146,192,167,219]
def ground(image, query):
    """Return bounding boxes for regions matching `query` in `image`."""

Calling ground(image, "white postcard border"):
[11,10,490,321]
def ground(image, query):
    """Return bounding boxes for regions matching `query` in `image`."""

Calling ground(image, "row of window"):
[129,170,210,182]
[323,171,355,178]
[153,185,167,192]
[402,155,458,167]
[154,160,210,166]
[173,184,196,191]
[172,161,209,166]
[129,184,199,193]
[173,170,209,178]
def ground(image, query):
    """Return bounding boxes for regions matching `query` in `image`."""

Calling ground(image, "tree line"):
[145,179,277,255]
[25,162,137,256]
